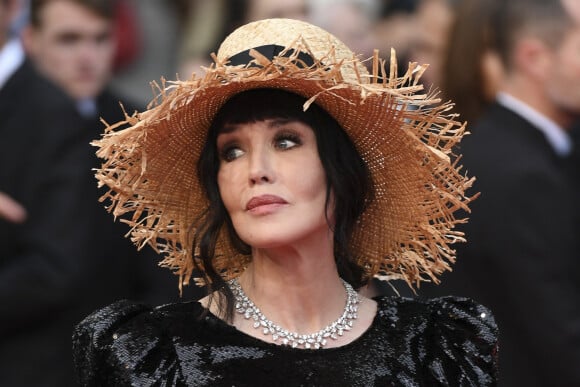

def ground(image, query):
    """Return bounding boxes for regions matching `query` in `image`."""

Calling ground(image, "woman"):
[440,0,504,125]
[73,18,498,386]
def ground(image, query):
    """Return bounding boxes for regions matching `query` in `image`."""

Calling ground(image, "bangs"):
[211,89,316,131]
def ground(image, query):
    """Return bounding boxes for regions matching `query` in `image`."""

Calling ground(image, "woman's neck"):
[237,247,347,335]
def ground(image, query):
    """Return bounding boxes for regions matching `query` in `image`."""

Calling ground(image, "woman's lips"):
[246,195,288,212]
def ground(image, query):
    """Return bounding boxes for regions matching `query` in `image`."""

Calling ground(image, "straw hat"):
[94,18,475,290]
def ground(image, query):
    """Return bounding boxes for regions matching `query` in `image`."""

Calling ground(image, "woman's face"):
[216,118,331,249]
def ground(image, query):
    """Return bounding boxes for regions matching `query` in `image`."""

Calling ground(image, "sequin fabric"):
[73,296,498,386]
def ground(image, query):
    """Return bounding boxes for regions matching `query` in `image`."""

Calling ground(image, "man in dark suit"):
[0,0,192,385]
[420,0,580,386]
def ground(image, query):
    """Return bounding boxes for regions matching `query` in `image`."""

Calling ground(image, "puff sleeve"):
[72,300,152,386]
[423,296,499,386]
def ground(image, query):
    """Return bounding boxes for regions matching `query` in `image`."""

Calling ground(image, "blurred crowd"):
[0,0,578,386]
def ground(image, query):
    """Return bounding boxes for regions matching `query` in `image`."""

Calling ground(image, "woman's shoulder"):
[374,295,497,344]
[72,299,209,386]
[373,295,499,385]
[72,298,211,347]
[375,294,495,327]
[73,299,207,338]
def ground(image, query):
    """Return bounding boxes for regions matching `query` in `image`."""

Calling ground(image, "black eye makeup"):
[273,130,303,150]
[216,120,310,162]
[218,142,244,162]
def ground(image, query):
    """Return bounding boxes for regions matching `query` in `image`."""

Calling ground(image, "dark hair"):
[194,88,374,320]
[441,0,502,124]
[494,0,574,71]
[29,0,114,27]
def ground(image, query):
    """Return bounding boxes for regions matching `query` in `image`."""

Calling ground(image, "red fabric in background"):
[113,0,141,73]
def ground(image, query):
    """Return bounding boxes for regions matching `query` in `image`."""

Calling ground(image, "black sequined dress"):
[73,296,498,386]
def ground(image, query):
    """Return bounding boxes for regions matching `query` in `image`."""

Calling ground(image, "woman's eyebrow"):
[218,124,239,134]
[219,118,298,134]
[267,118,298,128]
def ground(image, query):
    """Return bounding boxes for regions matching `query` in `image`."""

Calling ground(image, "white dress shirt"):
[496,92,573,157]
[0,38,24,90]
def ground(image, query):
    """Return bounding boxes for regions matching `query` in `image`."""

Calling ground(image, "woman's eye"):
[221,146,244,162]
[275,134,301,150]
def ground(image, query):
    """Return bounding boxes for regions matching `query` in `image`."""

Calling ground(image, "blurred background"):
[103,0,428,107]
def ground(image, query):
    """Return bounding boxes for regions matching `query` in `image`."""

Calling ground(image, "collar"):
[496,92,573,157]
[76,98,98,118]
[0,38,24,89]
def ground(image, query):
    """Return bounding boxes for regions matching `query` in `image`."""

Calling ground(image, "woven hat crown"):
[216,18,368,83]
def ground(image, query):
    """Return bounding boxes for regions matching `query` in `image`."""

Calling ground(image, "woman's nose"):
[248,148,274,185]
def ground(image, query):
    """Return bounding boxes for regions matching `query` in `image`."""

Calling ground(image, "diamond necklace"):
[228,277,360,350]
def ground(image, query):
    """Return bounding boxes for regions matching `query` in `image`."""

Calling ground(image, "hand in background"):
[0,191,26,223]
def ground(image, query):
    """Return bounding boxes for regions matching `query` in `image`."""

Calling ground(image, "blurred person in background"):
[0,0,186,385]
[308,0,381,61]
[438,0,503,125]
[408,0,454,90]
[23,0,121,118]
[421,0,580,385]
[372,0,419,77]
